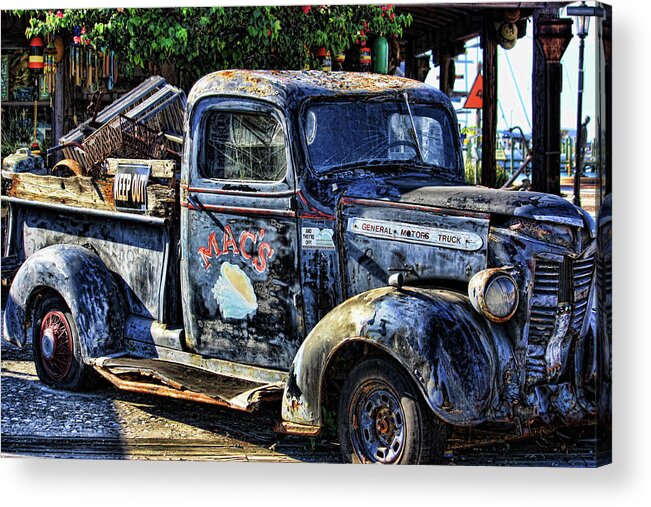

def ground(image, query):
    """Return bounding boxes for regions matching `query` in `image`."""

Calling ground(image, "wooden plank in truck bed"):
[2,166,176,218]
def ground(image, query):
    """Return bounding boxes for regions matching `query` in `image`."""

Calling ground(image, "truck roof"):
[188,70,448,110]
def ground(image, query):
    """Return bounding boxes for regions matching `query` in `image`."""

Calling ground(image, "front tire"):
[338,358,447,464]
[32,292,98,391]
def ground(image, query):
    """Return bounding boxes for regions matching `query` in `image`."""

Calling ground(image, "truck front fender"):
[3,244,124,360]
[282,286,504,429]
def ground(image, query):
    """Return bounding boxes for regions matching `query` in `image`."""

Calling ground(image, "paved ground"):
[1,329,610,465]
[1,333,343,462]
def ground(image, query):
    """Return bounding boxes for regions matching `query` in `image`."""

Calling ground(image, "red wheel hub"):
[39,310,73,381]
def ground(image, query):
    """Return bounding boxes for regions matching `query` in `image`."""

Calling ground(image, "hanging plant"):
[11,5,412,81]
[365,5,412,38]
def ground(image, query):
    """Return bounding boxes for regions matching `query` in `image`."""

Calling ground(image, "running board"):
[93,357,283,412]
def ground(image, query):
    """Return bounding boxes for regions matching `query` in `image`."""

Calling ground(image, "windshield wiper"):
[396,162,461,183]
[403,92,425,163]
[320,160,401,175]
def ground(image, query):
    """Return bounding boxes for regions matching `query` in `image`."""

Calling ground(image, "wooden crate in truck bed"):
[2,158,177,219]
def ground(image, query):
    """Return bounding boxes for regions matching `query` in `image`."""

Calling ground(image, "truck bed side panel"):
[9,203,174,323]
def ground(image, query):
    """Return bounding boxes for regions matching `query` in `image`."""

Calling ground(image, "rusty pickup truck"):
[2,70,603,464]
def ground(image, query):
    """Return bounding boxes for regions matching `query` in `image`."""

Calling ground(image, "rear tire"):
[32,292,98,391]
[338,358,447,464]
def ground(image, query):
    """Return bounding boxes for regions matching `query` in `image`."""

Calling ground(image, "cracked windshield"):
[203,112,287,181]
[304,100,460,178]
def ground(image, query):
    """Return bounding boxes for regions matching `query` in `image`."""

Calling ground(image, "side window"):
[202,111,287,181]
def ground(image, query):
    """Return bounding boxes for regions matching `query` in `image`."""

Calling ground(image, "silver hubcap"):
[353,387,405,463]
[41,328,55,360]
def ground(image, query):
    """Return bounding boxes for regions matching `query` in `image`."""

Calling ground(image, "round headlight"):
[484,276,518,319]
[468,269,519,323]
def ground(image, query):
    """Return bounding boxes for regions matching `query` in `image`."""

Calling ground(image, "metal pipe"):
[509,125,531,157]
[501,154,532,189]
[1,196,169,226]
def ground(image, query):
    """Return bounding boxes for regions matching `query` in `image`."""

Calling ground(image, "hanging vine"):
[12,5,412,83]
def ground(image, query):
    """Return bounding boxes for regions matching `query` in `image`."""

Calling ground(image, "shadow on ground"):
[2,329,609,465]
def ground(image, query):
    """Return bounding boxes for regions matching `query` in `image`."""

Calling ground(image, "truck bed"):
[1,158,181,325]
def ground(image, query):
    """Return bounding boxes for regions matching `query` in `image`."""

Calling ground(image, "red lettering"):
[222,225,240,255]
[253,242,274,273]
[198,226,274,273]
[238,230,257,260]
[197,231,222,269]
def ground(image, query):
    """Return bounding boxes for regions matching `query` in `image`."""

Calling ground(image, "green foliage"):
[321,405,337,438]
[364,4,412,38]
[1,118,33,159]
[13,5,412,82]
[464,158,509,188]
[464,153,479,185]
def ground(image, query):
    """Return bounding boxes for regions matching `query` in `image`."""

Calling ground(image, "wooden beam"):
[481,19,498,188]
[439,52,451,95]
[5,172,116,211]
[531,21,547,194]
[404,39,416,79]
[52,55,65,163]
[531,12,572,195]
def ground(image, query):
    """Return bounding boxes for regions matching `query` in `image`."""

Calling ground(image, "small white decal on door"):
[301,227,336,250]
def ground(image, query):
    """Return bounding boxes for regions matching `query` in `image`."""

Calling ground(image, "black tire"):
[31,292,98,391]
[338,358,447,465]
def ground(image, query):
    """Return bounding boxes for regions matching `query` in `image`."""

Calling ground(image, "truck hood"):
[344,178,585,228]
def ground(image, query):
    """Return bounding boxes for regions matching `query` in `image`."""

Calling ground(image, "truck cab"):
[3,70,602,464]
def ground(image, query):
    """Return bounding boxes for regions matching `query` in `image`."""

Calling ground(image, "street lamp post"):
[567,1,605,207]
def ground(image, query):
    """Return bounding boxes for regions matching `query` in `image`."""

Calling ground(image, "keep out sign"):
[113,163,151,211]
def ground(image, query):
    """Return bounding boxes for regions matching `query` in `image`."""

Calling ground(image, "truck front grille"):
[525,254,595,386]
[528,260,559,345]
[596,254,612,339]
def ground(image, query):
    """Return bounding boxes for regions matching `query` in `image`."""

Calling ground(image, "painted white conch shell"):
[212,262,258,319]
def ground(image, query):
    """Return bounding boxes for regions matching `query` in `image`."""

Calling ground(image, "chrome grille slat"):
[569,254,594,334]
[531,307,556,314]
[596,254,612,339]
[526,253,595,386]
[605,258,612,336]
